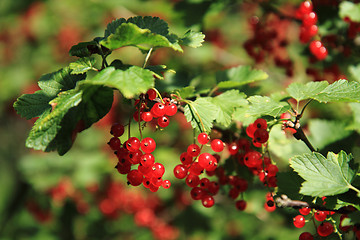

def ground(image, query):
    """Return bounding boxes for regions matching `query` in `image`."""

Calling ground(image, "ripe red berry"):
[190,187,205,200]
[157,115,170,128]
[141,137,156,153]
[188,162,204,175]
[314,210,328,222]
[146,89,157,101]
[199,178,210,188]
[293,215,306,228]
[140,153,155,168]
[110,123,125,137]
[127,169,143,186]
[246,123,257,138]
[317,221,334,237]
[108,137,121,151]
[126,137,141,152]
[162,179,171,189]
[227,142,239,155]
[299,207,311,216]
[235,200,246,211]
[127,150,142,165]
[302,12,317,27]
[187,144,201,157]
[201,195,215,208]
[243,151,262,168]
[186,173,200,187]
[151,163,165,178]
[180,152,193,165]
[198,153,215,169]
[197,132,209,145]
[299,232,314,240]
[253,128,269,143]
[207,181,220,195]
[211,139,224,152]
[141,112,153,122]
[254,118,267,129]
[165,103,177,116]
[151,103,166,117]
[173,164,188,179]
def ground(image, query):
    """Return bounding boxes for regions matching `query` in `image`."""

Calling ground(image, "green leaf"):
[69,41,98,57]
[290,151,357,196]
[210,90,247,127]
[69,57,96,74]
[180,30,205,48]
[104,18,127,38]
[38,67,86,97]
[175,86,196,99]
[348,102,360,132]
[349,64,360,83]
[286,81,328,102]
[246,95,290,118]
[276,170,304,200]
[26,89,83,152]
[81,66,154,99]
[339,1,360,22]
[287,80,360,103]
[100,22,182,52]
[184,98,217,133]
[308,119,352,150]
[13,90,53,120]
[127,16,169,36]
[216,66,268,89]
[145,65,174,80]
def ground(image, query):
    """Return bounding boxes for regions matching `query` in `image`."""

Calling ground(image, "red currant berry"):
[127,150,142,165]
[190,187,204,200]
[165,103,177,116]
[254,118,267,129]
[138,164,151,176]
[197,132,209,145]
[187,144,201,157]
[235,200,246,211]
[110,123,125,137]
[141,112,153,122]
[142,177,151,188]
[302,12,317,27]
[211,139,224,152]
[173,164,188,179]
[199,178,210,188]
[253,128,269,143]
[299,232,314,240]
[227,141,239,155]
[299,207,311,216]
[189,162,204,175]
[127,169,143,186]
[108,137,121,151]
[146,89,157,101]
[243,151,262,168]
[266,164,278,177]
[149,184,159,192]
[140,153,155,168]
[133,111,140,122]
[201,195,215,208]
[198,153,215,169]
[151,103,166,117]
[314,210,328,222]
[293,215,306,228]
[162,179,171,189]
[126,137,141,152]
[116,162,131,174]
[339,214,352,232]
[151,163,165,178]
[180,152,193,165]
[229,187,240,199]
[141,137,156,153]
[157,115,170,128]
[207,181,220,195]
[186,174,200,188]
[317,221,334,237]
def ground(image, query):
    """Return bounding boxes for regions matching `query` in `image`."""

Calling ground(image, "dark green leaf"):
[26,89,83,152]
[290,151,357,196]
[184,98,217,133]
[127,16,169,36]
[180,30,205,48]
[276,170,304,200]
[104,18,127,38]
[145,65,173,80]
[38,67,86,97]
[216,66,268,89]
[13,90,53,120]
[69,57,96,74]
[69,41,98,57]
[81,66,154,99]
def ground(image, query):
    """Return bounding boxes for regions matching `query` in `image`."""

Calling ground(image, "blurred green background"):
[1,0,358,239]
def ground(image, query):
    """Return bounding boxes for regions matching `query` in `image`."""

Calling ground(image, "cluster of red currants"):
[173,132,225,208]
[97,180,179,240]
[133,88,178,128]
[295,0,327,60]
[108,123,171,192]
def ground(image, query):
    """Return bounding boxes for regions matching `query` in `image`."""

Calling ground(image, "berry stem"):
[143,47,153,68]
[182,100,206,133]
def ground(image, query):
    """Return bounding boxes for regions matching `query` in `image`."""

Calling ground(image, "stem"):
[293,126,316,152]
[183,100,206,133]
[152,88,165,104]
[208,86,219,97]
[348,184,360,195]
[143,48,153,68]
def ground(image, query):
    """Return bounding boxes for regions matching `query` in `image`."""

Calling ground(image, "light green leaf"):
[210,90,247,127]
[339,1,360,22]
[26,89,83,152]
[308,119,352,150]
[286,81,328,102]
[180,30,205,48]
[246,95,291,117]
[287,80,360,103]
[38,67,86,97]
[81,66,154,99]
[216,66,268,89]
[175,86,195,99]
[348,102,360,132]
[100,22,182,52]
[349,64,360,83]
[13,90,53,120]
[290,151,357,196]
[184,98,217,133]
[69,57,96,74]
